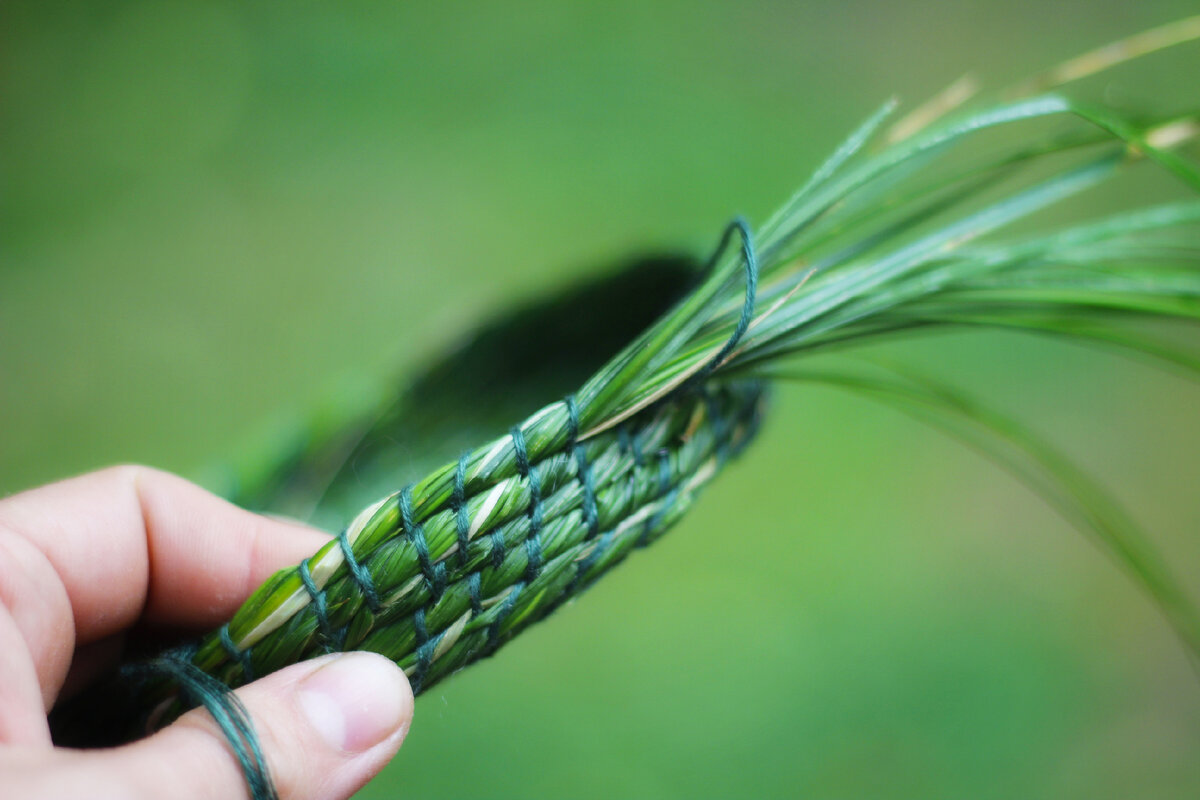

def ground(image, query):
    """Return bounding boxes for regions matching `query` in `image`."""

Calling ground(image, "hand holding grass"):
[0,466,413,800]
[22,16,1200,800]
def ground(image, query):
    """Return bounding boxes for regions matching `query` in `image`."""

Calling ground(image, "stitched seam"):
[485,581,524,654]
[511,425,544,584]
[337,526,381,614]
[401,486,446,601]
[639,451,676,546]
[218,623,255,683]
[567,394,600,540]
[298,558,342,652]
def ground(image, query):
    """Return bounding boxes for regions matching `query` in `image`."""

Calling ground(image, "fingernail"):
[297,652,413,752]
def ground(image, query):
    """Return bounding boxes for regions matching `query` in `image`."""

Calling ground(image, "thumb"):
[115,652,414,800]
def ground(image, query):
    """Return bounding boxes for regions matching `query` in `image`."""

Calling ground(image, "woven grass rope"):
[51,19,1200,800]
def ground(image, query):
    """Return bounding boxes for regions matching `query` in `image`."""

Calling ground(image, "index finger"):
[0,465,329,708]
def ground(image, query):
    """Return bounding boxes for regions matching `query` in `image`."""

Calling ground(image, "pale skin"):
[0,465,415,800]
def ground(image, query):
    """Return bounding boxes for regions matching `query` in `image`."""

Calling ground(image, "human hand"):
[0,466,414,799]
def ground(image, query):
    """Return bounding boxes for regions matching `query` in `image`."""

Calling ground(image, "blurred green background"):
[3,1,1199,797]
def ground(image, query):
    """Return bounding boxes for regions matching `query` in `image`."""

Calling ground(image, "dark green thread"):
[642,448,681,548]
[298,558,338,652]
[401,486,447,600]
[656,450,672,494]
[453,453,471,568]
[467,571,484,615]
[412,641,437,693]
[411,607,432,690]
[455,453,486,628]
[575,443,600,538]
[644,486,680,548]
[567,394,600,539]
[640,452,675,546]
[413,606,430,646]
[337,526,380,614]
[414,620,459,694]
[489,530,507,569]
[693,216,758,381]
[218,623,255,682]
[511,426,545,583]
[574,529,616,582]
[485,581,524,653]
[565,395,581,442]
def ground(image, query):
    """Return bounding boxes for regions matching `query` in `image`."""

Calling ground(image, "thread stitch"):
[564,394,581,442]
[413,605,430,645]
[455,452,486,628]
[574,529,615,584]
[411,607,433,690]
[218,623,255,683]
[566,394,600,539]
[412,639,438,694]
[337,526,380,614]
[511,425,544,584]
[637,452,677,546]
[619,424,645,466]
[453,453,472,567]
[656,450,672,494]
[485,581,524,653]
[401,486,446,600]
[574,444,600,539]
[467,571,484,615]
[298,558,339,652]
[489,531,507,569]
[645,490,678,548]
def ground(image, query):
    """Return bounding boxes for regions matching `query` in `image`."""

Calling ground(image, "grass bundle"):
[52,17,1200,798]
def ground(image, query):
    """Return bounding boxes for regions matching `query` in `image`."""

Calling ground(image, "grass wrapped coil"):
[51,17,1200,799]
[201,378,766,700]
